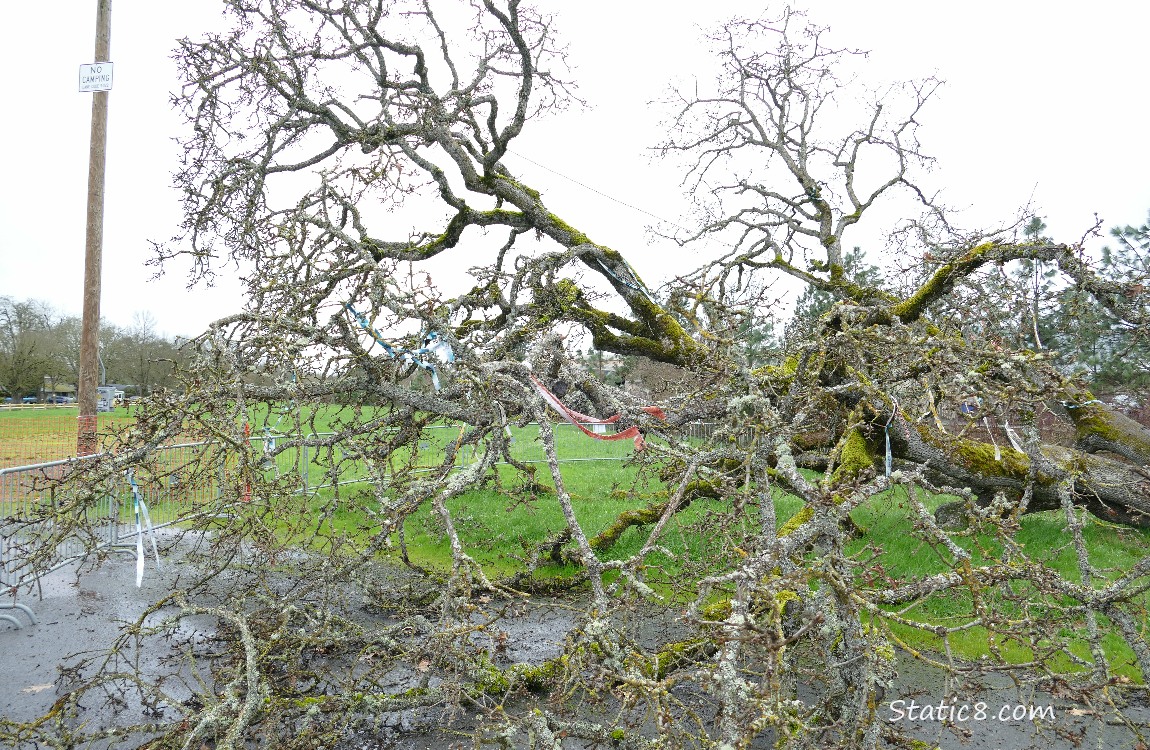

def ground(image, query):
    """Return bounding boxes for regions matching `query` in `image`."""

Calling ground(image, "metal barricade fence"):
[2,422,719,627]
[1,456,118,628]
[240,422,722,494]
[287,422,642,493]
[0,443,221,597]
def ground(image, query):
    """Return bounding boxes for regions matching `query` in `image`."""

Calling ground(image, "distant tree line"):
[0,297,187,401]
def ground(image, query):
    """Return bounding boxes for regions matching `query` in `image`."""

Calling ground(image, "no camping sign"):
[79,62,113,92]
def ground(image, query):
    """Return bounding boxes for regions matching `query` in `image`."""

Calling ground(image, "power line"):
[502,149,796,315]
[505,148,746,261]
[506,148,691,234]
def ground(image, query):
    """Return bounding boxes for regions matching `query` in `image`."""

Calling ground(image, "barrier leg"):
[0,601,36,626]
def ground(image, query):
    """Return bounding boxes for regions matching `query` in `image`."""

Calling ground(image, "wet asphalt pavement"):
[2,552,167,724]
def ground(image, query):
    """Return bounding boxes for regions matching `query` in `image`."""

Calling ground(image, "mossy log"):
[589,499,681,553]
[778,427,875,537]
[891,416,1150,527]
[1064,393,1150,467]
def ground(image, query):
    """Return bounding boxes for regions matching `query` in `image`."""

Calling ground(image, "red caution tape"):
[528,375,665,449]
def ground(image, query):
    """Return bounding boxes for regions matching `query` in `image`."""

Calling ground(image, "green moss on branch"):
[1064,389,1150,465]
[589,501,673,553]
[778,506,813,537]
[831,427,876,483]
[890,242,996,323]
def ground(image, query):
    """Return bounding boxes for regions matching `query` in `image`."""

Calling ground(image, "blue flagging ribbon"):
[884,397,899,477]
[344,303,454,390]
[593,257,652,299]
[126,470,161,587]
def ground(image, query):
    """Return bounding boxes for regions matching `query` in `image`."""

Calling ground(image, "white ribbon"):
[982,417,1002,462]
[884,397,899,477]
[127,470,162,587]
[1003,419,1025,453]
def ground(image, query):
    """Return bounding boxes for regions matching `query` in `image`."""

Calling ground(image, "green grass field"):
[0,405,135,467]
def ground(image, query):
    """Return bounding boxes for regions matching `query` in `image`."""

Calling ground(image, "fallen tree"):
[8,3,1149,749]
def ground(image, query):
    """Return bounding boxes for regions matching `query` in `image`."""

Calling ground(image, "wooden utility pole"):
[77,0,112,456]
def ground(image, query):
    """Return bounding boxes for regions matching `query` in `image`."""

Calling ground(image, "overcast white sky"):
[0,1,1147,339]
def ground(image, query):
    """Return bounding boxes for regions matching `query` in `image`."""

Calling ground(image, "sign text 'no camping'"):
[79,62,114,92]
